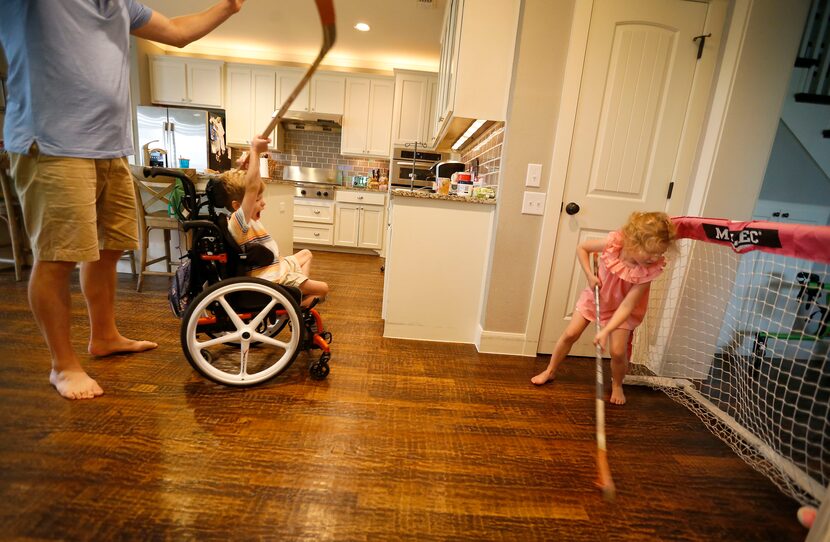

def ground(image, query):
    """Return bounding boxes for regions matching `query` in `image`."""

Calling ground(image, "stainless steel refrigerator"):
[136,105,231,171]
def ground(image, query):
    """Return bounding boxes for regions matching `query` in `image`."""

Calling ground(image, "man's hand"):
[226,0,245,14]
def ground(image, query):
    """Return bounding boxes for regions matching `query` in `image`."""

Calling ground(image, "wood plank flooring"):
[0,252,809,540]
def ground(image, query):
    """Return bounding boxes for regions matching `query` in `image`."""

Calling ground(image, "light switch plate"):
[522,191,546,215]
[525,163,542,187]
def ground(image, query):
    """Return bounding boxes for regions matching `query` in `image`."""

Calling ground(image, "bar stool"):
[130,165,185,292]
[0,154,28,281]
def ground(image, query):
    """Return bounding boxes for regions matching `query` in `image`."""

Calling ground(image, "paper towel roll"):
[259,156,269,178]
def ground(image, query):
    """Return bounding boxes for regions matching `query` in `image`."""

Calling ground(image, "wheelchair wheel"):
[309,352,331,380]
[181,277,304,386]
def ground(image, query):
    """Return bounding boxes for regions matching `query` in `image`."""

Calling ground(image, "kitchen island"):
[382,190,496,344]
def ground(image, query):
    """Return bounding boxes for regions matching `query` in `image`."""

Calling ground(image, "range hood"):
[281,110,342,126]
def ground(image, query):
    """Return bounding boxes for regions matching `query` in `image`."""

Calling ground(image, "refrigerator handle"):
[169,122,177,168]
[162,121,170,168]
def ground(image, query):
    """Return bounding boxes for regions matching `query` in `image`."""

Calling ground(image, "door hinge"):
[666,181,675,199]
[560,201,563,213]
[693,33,711,60]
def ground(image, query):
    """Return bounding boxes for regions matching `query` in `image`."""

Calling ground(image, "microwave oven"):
[390,147,448,189]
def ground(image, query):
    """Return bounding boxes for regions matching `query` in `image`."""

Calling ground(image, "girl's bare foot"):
[531,369,555,385]
[610,383,626,405]
[50,369,104,400]
[89,336,158,357]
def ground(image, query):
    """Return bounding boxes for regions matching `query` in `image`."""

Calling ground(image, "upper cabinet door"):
[311,74,346,115]
[150,56,223,108]
[252,68,278,144]
[150,56,188,105]
[187,60,223,108]
[342,77,371,155]
[366,78,394,157]
[392,71,430,146]
[225,65,253,146]
[278,69,311,112]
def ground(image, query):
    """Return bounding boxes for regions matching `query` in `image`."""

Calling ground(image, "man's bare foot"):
[50,369,104,400]
[531,369,555,385]
[89,336,158,357]
[610,383,626,405]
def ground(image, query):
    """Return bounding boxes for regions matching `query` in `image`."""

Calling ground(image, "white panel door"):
[187,61,223,108]
[358,205,384,250]
[366,79,395,157]
[539,0,709,355]
[311,74,345,115]
[341,78,371,155]
[334,204,360,247]
[252,69,277,144]
[279,70,311,112]
[225,66,252,146]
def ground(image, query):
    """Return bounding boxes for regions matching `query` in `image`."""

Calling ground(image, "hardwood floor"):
[0,252,808,541]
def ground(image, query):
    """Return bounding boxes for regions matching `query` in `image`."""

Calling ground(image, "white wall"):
[758,121,830,208]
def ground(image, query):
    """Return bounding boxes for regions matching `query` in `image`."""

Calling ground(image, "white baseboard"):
[477,328,535,356]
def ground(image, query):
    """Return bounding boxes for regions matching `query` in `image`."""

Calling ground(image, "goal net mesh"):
[631,217,830,507]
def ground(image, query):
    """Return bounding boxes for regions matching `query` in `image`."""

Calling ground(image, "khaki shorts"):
[277,255,308,289]
[10,143,138,262]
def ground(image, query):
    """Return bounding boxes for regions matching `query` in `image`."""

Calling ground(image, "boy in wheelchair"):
[219,136,329,309]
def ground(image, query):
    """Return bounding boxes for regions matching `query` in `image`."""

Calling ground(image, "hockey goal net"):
[630,216,830,507]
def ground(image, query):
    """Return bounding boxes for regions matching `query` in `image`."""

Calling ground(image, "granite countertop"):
[392,189,497,205]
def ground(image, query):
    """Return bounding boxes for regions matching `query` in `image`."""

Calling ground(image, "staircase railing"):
[795,0,830,105]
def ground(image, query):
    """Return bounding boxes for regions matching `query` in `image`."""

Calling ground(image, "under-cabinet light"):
[451,119,486,150]
[354,22,371,32]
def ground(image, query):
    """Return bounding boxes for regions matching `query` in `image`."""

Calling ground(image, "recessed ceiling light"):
[354,22,370,32]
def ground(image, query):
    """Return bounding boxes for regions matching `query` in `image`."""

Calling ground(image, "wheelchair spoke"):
[250,332,290,350]
[239,340,249,376]
[196,332,242,349]
[217,295,246,330]
[248,298,279,330]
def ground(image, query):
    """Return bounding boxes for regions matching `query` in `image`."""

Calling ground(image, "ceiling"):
[139,0,446,73]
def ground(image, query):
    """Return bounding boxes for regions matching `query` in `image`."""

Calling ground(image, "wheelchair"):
[142,167,332,386]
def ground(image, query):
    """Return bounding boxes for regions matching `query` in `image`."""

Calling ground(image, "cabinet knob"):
[314,209,321,214]
[358,195,364,200]
[314,232,320,237]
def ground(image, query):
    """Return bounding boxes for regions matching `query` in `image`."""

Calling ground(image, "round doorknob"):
[565,202,580,215]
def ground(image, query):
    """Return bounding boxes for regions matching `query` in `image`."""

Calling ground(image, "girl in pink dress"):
[531,212,677,405]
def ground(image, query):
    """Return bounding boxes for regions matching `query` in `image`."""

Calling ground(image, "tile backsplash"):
[460,121,504,188]
[229,126,389,181]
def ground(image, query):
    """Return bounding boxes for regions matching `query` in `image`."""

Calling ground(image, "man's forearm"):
[169,2,239,47]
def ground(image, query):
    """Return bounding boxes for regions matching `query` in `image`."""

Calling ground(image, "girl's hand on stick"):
[593,329,608,351]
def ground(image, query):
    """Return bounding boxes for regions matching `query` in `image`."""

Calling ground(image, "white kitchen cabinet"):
[278,70,345,115]
[391,70,438,147]
[294,199,335,246]
[224,64,284,150]
[341,76,394,157]
[150,56,223,108]
[432,0,520,148]
[334,191,386,250]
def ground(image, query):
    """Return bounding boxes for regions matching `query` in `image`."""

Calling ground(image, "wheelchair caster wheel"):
[309,361,330,380]
[321,331,332,344]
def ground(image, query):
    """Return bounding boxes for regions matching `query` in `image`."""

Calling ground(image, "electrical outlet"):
[526,163,542,187]
[522,191,546,215]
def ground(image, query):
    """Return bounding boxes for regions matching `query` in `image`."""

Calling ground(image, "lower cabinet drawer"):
[293,221,333,245]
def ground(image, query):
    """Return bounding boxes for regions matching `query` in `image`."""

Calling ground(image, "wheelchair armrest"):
[182,220,220,234]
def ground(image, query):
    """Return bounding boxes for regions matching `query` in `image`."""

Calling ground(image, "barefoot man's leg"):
[531,315,590,385]
[29,259,104,400]
[82,249,157,356]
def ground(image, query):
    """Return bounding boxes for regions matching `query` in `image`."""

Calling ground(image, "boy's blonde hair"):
[217,168,264,211]
[622,211,677,254]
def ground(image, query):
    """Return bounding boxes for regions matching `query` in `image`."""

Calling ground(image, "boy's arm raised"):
[238,137,270,221]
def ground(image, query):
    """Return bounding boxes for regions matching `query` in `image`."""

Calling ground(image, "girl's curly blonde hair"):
[217,168,264,211]
[621,211,677,254]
